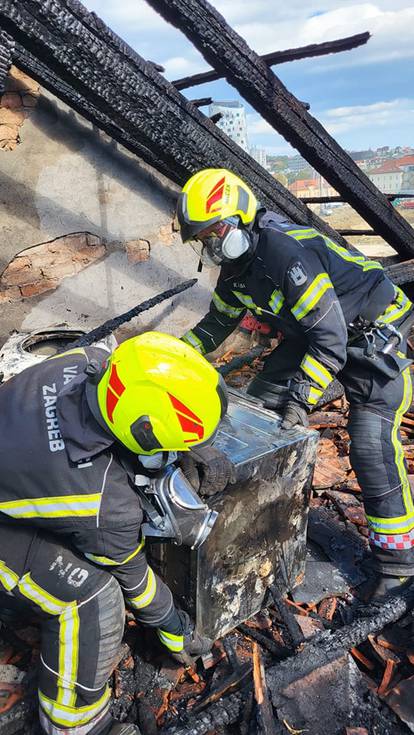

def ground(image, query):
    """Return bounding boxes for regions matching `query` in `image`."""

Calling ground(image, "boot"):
[107,725,141,735]
[358,573,413,602]
[171,610,212,666]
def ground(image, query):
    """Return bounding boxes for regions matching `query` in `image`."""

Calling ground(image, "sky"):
[84,0,414,156]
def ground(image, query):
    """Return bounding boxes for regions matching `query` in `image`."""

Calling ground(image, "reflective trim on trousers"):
[369,528,414,550]
[39,686,111,728]
[157,629,184,652]
[127,567,157,609]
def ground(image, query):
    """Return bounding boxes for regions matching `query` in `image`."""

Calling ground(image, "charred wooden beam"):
[0,0,353,249]
[147,0,414,258]
[268,584,414,695]
[0,28,13,92]
[172,32,370,90]
[190,97,212,107]
[302,194,414,204]
[337,229,376,236]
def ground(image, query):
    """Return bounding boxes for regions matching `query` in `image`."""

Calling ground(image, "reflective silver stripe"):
[0,561,18,591]
[39,686,111,727]
[212,291,244,318]
[301,355,332,389]
[268,289,284,315]
[128,567,157,609]
[308,386,323,405]
[18,573,68,615]
[291,273,333,321]
[0,494,101,519]
[181,330,206,354]
[157,629,184,652]
[232,291,262,315]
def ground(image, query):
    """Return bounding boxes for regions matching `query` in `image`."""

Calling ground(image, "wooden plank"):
[173,32,370,89]
[147,0,414,258]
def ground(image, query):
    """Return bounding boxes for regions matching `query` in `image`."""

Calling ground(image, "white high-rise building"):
[209,101,249,152]
[250,146,268,170]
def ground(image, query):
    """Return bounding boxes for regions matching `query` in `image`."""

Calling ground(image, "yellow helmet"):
[177,168,258,242]
[87,332,227,455]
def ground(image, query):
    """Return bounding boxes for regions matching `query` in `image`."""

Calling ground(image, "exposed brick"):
[1,258,42,287]
[0,93,22,110]
[158,223,173,245]
[5,66,39,95]
[125,239,150,263]
[20,279,59,298]
[0,108,25,126]
[0,286,22,303]
[40,262,78,279]
[0,125,19,151]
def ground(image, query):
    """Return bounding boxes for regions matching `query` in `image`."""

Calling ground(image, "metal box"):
[151,391,318,640]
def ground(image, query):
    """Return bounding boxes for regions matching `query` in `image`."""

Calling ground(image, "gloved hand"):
[172,610,212,666]
[281,400,308,430]
[179,446,232,498]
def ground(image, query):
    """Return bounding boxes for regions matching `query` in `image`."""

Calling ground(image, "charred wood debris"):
[1,0,414,733]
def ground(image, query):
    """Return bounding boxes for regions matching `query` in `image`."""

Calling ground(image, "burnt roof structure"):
[0,0,413,268]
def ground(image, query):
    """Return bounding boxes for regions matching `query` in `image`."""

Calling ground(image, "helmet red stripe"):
[168,393,203,425]
[109,363,125,397]
[206,177,225,214]
[176,412,204,440]
[106,387,119,423]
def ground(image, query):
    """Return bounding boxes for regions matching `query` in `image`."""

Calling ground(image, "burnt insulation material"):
[145,0,414,259]
[0,0,356,248]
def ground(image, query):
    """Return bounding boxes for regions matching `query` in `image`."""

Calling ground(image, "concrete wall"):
[0,68,216,348]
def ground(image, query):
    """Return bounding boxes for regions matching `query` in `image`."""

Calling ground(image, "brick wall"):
[0,66,39,151]
[0,233,106,302]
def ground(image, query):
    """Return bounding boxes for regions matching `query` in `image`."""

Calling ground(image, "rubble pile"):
[1,343,414,735]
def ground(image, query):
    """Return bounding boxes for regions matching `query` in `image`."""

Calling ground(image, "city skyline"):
[84,0,414,154]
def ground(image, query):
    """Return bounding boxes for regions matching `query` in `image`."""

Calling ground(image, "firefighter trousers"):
[0,525,181,735]
[247,334,414,576]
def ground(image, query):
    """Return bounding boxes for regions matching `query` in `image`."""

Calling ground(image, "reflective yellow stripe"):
[39,686,111,727]
[0,561,19,592]
[182,330,206,355]
[301,354,333,389]
[268,289,285,315]
[18,573,68,615]
[377,286,412,325]
[285,227,382,272]
[157,629,184,652]
[84,537,145,566]
[212,291,244,318]
[308,386,323,405]
[367,366,414,534]
[322,236,383,272]
[0,494,101,519]
[58,604,80,707]
[47,348,86,361]
[128,567,156,610]
[232,291,262,315]
[291,273,333,321]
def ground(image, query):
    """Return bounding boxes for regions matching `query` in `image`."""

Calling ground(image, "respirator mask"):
[191,217,252,267]
[134,465,218,549]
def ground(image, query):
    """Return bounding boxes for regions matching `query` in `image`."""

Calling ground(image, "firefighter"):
[177,167,414,599]
[0,331,227,735]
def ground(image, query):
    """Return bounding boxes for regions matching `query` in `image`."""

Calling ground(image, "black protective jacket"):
[0,346,146,588]
[183,211,399,409]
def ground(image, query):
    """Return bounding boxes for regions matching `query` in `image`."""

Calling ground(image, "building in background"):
[209,100,249,152]
[249,146,268,170]
[368,155,414,193]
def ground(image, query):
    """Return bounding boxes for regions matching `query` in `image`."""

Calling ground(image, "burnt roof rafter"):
[172,32,371,91]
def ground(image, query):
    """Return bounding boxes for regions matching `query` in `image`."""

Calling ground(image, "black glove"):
[179,446,232,498]
[281,400,308,430]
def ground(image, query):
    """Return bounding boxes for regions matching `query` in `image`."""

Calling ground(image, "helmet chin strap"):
[221,229,251,259]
